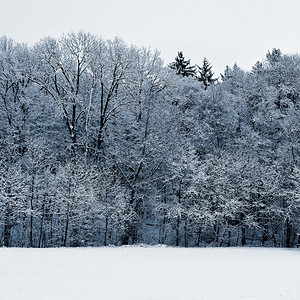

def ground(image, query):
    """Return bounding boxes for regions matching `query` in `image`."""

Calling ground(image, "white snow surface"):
[0,246,299,300]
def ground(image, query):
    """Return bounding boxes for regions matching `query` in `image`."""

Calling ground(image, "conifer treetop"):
[196,57,218,89]
[168,51,196,77]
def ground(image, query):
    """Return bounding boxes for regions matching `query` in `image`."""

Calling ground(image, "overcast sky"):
[1,0,299,75]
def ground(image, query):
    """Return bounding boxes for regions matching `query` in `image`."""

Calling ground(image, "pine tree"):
[266,48,282,66]
[220,65,233,81]
[168,51,195,77]
[196,58,218,89]
[251,61,263,75]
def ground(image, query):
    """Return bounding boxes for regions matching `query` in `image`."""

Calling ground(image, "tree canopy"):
[1,33,300,248]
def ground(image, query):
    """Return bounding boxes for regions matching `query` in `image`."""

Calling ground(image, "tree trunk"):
[196,226,202,247]
[175,215,180,247]
[184,218,188,247]
[285,217,292,248]
[38,201,45,248]
[4,203,11,247]
[241,227,246,246]
[63,202,70,247]
[29,174,35,247]
[175,187,181,247]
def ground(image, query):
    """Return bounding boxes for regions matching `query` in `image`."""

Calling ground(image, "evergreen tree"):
[220,65,233,81]
[196,58,218,89]
[251,61,263,75]
[168,51,195,77]
[266,48,282,66]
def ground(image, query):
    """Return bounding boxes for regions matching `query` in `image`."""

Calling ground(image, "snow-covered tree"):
[196,57,218,89]
[168,51,196,77]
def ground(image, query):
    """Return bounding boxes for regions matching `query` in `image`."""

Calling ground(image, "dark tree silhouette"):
[169,51,196,77]
[196,58,218,89]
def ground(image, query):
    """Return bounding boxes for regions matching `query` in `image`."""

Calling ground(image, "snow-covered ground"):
[0,246,299,300]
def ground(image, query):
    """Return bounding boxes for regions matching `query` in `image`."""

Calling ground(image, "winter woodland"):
[0,32,300,248]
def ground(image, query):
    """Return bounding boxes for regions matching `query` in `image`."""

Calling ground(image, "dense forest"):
[0,32,300,248]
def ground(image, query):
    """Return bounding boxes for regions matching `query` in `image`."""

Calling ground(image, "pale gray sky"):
[1,0,299,75]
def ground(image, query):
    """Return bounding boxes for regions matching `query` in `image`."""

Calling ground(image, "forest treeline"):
[0,32,300,248]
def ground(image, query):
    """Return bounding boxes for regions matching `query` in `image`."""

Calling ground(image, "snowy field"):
[0,247,299,300]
